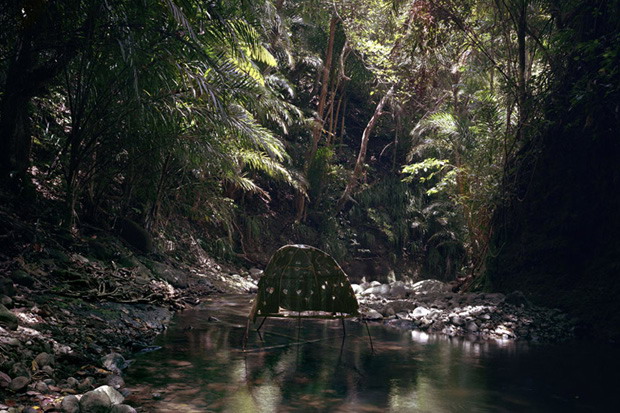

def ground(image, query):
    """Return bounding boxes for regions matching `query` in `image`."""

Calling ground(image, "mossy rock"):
[10,269,35,288]
[46,248,71,263]
[117,218,154,253]
[116,255,141,268]
[0,303,18,330]
[88,239,117,261]
[0,277,15,296]
[145,261,188,288]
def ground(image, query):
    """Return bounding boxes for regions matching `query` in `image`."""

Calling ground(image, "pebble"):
[34,352,54,368]
[78,376,95,392]
[362,309,383,320]
[41,365,54,376]
[34,381,49,392]
[9,376,29,392]
[66,377,79,389]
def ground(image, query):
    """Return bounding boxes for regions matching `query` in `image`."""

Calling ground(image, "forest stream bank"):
[0,195,575,413]
[1,248,575,412]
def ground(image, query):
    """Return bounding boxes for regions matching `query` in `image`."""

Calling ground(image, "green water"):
[126,295,618,412]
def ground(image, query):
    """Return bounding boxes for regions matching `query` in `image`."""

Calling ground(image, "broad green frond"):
[236,149,302,191]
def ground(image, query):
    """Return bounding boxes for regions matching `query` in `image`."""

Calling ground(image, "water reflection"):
[126,295,618,412]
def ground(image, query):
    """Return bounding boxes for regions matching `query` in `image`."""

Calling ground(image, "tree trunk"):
[337,85,394,210]
[0,34,34,186]
[516,0,528,141]
[306,15,338,165]
[296,14,338,221]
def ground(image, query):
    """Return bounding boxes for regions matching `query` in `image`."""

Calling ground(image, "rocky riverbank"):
[355,279,575,342]
[1,245,575,413]
[0,236,257,412]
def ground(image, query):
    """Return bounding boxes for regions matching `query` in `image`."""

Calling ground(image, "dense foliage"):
[1,0,618,300]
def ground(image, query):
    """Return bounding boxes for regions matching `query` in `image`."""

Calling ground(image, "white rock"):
[410,279,450,294]
[450,315,465,326]
[351,284,364,295]
[362,284,390,296]
[249,268,263,279]
[79,390,111,413]
[412,307,430,318]
[92,385,124,405]
[362,309,383,320]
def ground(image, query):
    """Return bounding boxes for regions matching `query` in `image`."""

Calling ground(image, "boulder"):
[350,284,364,295]
[92,385,125,405]
[101,352,128,375]
[117,218,154,253]
[60,395,80,413]
[0,304,18,330]
[0,295,12,307]
[386,300,417,314]
[412,307,430,318]
[10,269,35,288]
[0,277,15,297]
[146,262,188,288]
[362,284,390,297]
[410,279,450,294]
[362,308,384,320]
[389,281,408,298]
[80,389,112,413]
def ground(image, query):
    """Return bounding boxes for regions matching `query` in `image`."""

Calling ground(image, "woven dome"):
[250,244,359,321]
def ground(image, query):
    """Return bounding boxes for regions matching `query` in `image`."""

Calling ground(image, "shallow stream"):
[125,295,618,412]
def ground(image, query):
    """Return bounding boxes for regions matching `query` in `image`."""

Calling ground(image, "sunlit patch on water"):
[125,294,619,412]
